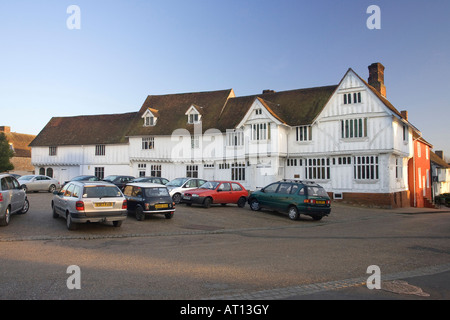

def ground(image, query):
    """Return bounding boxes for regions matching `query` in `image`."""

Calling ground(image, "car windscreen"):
[144,187,170,197]
[166,178,187,187]
[83,186,122,198]
[307,186,329,198]
[200,181,219,190]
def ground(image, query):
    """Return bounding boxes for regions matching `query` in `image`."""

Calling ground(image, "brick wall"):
[331,191,410,209]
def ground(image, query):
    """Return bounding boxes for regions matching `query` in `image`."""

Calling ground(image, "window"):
[232,183,243,191]
[227,130,244,146]
[191,136,200,149]
[305,158,330,180]
[138,163,146,177]
[263,183,279,193]
[354,156,379,180]
[95,167,105,180]
[251,123,270,141]
[49,146,57,156]
[417,143,421,158]
[218,183,231,191]
[219,163,230,170]
[144,115,155,127]
[403,125,408,141]
[255,108,262,115]
[343,92,361,104]
[95,145,105,156]
[341,118,367,138]
[46,168,53,178]
[231,162,246,181]
[334,157,352,165]
[287,159,297,167]
[39,168,45,175]
[142,137,155,150]
[296,125,312,141]
[395,158,403,179]
[186,165,198,178]
[151,165,161,177]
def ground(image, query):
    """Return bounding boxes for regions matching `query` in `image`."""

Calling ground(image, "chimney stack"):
[368,62,386,97]
[436,150,444,160]
[401,110,408,120]
[0,126,11,133]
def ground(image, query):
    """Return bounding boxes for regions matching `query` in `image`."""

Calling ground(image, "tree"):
[0,132,14,172]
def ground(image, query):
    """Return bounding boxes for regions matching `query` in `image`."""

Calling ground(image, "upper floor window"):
[251,123,270,141]
[255,108,262,115]
[227,130,244,146]
[343,92,362,104]
[341,118,367,139]
[95,144,105,156]
[185,105,202,124]
[142,137,155,150]
[296,125,312,141]
[142,108,158,127]
[49,146,57,156]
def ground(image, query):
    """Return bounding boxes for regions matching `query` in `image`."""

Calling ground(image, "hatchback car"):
[103,175,135,190]
[181,181,248,208]
[130,176,170,185]
[52,181,128,230]
[165,177,207,203]
[123,183,175,221]
[18,175,60,193]
[248,180,331,220]
[0,174,29,226]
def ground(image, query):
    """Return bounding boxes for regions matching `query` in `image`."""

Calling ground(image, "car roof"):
[125,182,167,188]
[68,181,117,187]
[279,179,321,186]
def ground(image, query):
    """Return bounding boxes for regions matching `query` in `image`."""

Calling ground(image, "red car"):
[181,181,248,208]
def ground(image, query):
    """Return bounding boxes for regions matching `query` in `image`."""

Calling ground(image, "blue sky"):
[1,0,450,157]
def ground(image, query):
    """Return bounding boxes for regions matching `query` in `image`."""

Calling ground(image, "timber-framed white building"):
[30,63,426,208]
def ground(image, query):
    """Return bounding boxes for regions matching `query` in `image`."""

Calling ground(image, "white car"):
[165,178,207,203]
[18,175,60,193]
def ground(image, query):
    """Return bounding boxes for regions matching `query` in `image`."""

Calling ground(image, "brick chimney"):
[401,110,408,120]
[368,63,386,97]
[0,126,11,133]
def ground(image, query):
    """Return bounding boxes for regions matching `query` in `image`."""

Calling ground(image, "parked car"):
[123,182,175,221]
[248,179,331,221]
[103,175,135,190]
[18,175,60,193]
[51,181,128,230]
[63,175,101,187]
[181,181,248,208]
[130,176,170,185]
[0,174,29,226]
[165,177,208,203]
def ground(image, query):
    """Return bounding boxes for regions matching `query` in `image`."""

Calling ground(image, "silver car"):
[0,174,29,226]
[18,175,60,193]
[51,181,127,230]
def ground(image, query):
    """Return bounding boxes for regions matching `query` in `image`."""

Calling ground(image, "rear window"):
[307,186,329,198]
[144,187,169,198]
[83,186,122,198]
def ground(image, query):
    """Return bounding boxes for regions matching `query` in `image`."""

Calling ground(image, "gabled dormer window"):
[142,108,158,127]
[185,105,202,124]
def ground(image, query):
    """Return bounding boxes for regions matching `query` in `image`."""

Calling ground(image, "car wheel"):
[172,193,181,204]
[288,206,299,220]
[113,220,122,227]
[165,212,173,219]
[249,199,261,211]
[48,184,56,193]
[203,197,212,208]
[135,206,145,221]
[20,199,29,214]
[0,207,11,226]
[66,212,77,230]
[237,197,246,208]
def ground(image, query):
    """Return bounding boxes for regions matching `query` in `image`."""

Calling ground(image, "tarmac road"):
[1,192,450,302]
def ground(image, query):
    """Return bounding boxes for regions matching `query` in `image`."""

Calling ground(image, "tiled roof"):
[29,112,137,147]
[4,132,35,157]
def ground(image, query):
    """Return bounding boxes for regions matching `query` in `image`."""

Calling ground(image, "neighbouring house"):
[30,62,431,208]
[407,131,433,208]
[430,150,450,198]
[1,126,35,175]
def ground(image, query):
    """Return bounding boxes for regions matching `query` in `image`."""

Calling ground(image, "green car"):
[248,180,331,221]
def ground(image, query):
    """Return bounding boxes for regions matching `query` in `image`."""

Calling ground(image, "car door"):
[7,177,25,213]
[216,183,231,203]
[273,183,294,212]
[258,183,279,208]
[231,183,245,203]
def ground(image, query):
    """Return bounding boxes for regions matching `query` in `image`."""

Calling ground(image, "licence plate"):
[155,204,169,209]
[95,202,113,208]
[316,200,325,204]
[182,196,191,200]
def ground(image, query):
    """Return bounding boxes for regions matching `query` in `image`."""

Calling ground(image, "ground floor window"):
[151,165,162,177]
[95,167,105,180]
[305,158,330,180]
[186,165,198,178]
[231,162,246,181]
[354,156,379,180]
[138,163,146,177]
